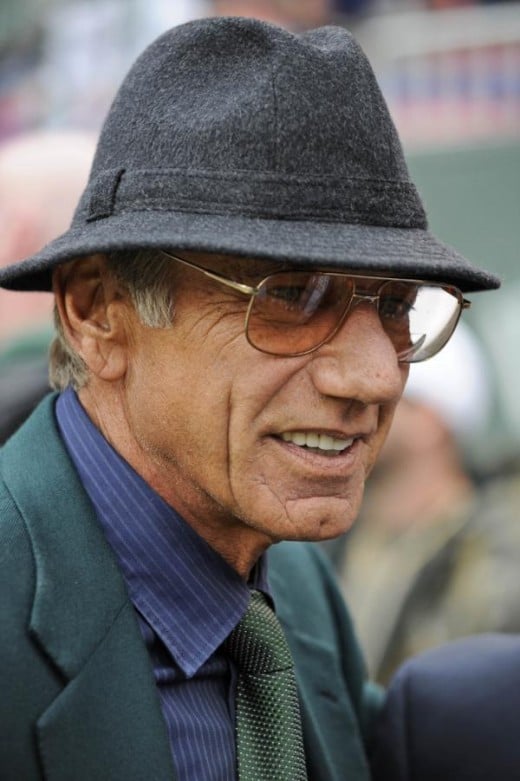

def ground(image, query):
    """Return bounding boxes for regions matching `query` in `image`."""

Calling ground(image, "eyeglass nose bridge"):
[349,292,380,311]
[333,290,382,336]
[332,290,382,340]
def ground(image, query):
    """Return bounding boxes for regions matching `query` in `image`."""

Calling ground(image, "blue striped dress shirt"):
[55,388,271,780]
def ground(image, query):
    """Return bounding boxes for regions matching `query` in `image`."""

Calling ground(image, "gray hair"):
[49,248,175,390]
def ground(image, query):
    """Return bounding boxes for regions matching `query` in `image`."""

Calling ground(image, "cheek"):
[366,365,407,467]
[225,359,303,445]
[133,339,245,474]
[366,403,400,475]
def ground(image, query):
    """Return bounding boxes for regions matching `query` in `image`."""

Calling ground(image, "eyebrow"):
[181,255,287,282]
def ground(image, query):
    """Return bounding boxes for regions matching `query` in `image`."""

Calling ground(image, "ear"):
[53,254,130,382]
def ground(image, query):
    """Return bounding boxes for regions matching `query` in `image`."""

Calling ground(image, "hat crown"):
[90,18,408,179]
[74,17,425,230]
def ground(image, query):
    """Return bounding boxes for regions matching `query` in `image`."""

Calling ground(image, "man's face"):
[108,252,408,563]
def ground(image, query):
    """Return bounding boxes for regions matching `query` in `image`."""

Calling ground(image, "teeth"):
[281,431,354,452]
[306,433,319,448]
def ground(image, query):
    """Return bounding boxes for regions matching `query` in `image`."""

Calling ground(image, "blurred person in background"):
[0,130,96,443]
[0,130,96,344]
[211,0,333,27]
[339,320,520,684]
[368,275,520,780]
[210,0,376,26]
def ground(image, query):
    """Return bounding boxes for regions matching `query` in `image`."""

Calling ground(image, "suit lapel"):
[2,396,176,781]
[35,601,176,781]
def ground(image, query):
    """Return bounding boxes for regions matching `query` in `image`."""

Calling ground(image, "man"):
[0,17,498,781]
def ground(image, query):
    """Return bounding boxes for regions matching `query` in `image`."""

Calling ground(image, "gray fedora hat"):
[0,16,499,293]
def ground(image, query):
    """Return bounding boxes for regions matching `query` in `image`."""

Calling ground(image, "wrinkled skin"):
[54,252,408,578]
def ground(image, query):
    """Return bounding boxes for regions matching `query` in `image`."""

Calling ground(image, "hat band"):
[86,168,427,229]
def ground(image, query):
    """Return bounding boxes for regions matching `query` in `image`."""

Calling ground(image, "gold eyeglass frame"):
[161,250,470,362]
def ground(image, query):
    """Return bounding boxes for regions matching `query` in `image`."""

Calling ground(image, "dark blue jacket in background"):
[371,633,520,781]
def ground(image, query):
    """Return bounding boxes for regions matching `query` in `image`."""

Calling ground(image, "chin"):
[278,496,361,543]
[239,484,363,545]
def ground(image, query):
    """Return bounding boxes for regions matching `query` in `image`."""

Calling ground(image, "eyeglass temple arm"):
[161,251,257,296]
[162,251,472,308]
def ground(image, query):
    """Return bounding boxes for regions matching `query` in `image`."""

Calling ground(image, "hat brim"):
[0,210,500,293]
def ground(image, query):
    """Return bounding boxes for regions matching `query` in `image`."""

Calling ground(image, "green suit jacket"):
[1,396,381,780]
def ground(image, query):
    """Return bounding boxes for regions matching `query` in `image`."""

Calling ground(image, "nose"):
[307,303,407,405]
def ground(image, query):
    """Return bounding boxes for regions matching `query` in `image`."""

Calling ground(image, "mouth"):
[279,431,356,457]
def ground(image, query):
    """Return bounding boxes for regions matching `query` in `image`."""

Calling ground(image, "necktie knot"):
[225,590,292,676]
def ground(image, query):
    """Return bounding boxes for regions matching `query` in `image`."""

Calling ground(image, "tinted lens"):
[379,282,463,362]
[246,272,463,362]
[247,271,353,355]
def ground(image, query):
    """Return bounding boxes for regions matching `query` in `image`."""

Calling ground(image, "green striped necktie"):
[225,590,308,781]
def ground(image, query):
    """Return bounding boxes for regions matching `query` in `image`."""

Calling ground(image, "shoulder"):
[371,634,520,781]
[386,633,520,701]
[269,542,384,743]
[0,396,61,634]
[0,393,70,634]
[0,426,55,754]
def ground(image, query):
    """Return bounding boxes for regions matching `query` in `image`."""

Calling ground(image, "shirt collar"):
[55,388,270,678]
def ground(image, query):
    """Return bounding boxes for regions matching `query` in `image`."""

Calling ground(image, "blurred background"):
[1,0,519,678]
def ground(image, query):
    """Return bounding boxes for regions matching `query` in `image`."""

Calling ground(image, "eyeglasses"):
[161,251,470,363]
